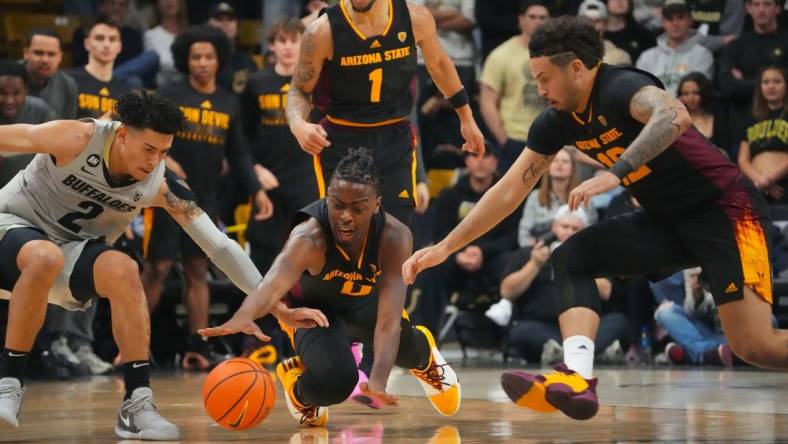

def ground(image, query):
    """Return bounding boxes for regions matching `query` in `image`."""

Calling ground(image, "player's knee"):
[98,252,142,289]
[551,240,583,275]
[19,241,64,276]
[320,370,359,405]
[729,340,774,367]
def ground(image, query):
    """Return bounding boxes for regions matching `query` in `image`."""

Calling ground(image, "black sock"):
[0,348,29,385]
[123,360,150,400]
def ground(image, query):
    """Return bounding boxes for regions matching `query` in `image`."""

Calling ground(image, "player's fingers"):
[312,130,331,147]
[313,310,329,327]
[197,327,230,337]
[316,124,329,139]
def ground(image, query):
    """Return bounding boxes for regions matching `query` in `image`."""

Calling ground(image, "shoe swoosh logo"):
[7,352,26,357]
[119,412,132,428]
[80,165,96,176]
[229,400,249,428]
[132,362,149,368]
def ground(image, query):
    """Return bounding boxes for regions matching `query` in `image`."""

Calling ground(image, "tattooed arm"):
[403,148,554,283]
[286,15,333,155]
[611,86,692,178]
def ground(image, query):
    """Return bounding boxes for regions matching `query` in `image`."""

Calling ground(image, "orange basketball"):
[202,357,276,431]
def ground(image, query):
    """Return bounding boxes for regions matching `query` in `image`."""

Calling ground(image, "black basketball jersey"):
[293,199,386,318]
[527,64,741,216]
[313,0,417,125]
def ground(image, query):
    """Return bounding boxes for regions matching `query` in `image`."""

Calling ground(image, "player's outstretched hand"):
[253,190,274,221]
[292,121,331,155]
[198,314,270,342]
[275,306,329,329]
[359,382,399,407]
[402,244,450,285]
[459,118,485,156]
[568,171,621,211]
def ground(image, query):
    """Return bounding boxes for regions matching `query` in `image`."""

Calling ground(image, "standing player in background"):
[242,18,317,273]
[140,25,273,371]
[286,0,485,226]
[403,16,785,421]
[68,16,132,119]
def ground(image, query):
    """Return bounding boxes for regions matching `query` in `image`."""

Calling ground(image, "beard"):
[350,0,377,12]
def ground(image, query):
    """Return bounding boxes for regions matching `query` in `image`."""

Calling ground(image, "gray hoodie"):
[635,31,714,97]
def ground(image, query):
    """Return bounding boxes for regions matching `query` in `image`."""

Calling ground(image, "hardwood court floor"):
[2,365,788,443]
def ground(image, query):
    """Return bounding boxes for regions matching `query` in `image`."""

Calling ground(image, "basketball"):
[202,358,276,431]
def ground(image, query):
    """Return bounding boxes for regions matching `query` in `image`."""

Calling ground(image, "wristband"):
[447,87,469,109]
[609,159,635,180]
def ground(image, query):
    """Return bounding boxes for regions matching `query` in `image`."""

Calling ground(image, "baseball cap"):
[211,2,236,19]
[662,0,689,17]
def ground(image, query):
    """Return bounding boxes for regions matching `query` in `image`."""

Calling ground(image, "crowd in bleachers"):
[1,0,788,379]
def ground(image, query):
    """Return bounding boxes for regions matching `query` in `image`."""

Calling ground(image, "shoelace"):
[298,405,321,425]
[415,362,453,391]
[0,385,21,400]
[125,394,158,417]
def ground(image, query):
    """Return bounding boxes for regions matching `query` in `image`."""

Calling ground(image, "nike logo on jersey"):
[132,362,149,368]
[80,166,96,176]
[7,352,26,357]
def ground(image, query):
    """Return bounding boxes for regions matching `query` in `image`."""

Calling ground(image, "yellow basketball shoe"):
[276,357,329,427]
[410,326,461,416]
[500,364,598,420]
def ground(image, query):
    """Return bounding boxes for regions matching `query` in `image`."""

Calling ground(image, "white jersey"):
[0,119,165,244]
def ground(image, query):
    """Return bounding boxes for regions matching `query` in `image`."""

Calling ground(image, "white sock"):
[563,335,595,379]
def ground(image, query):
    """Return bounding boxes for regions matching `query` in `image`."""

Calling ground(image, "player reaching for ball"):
[0,91,324,440]
[199,148,461,426]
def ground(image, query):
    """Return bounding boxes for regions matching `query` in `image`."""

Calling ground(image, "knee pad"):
[552,240,602,315]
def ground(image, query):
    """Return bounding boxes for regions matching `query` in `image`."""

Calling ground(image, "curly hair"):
[529,15,604,69]
[170,25,231,75]
[331,147,383,195]
[0,60,29,87]
[115,90,186,135]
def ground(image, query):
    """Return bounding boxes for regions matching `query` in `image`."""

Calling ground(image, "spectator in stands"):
[650,268,733,366]
[208,2,258,94]
[578,0,632,65]
[677,72,730,153]
[71,0,159,88]
[475,0,520,61]
[144,0,189,87]
[490,205,627,365]
[22,30,78,120]
[68,16,133,119]
[242,18,316,273]
[412,0,476,91]
[636,0,714,97]
[424,146,518,332]
[719,0,788,147]
[518,149,597,247]
[738,66,788,202]
[141,25,271,371]
[479,0,549,174]
[0,61,54,126]
[603,0,656,63]
[686,0,743,53]
[0,60,55,185]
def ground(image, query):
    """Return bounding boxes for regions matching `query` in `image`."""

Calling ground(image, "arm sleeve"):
[226,116,263,195]
[182,212,262,294]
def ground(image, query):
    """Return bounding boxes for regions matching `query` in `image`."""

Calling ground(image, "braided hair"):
[331,147,383,195]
